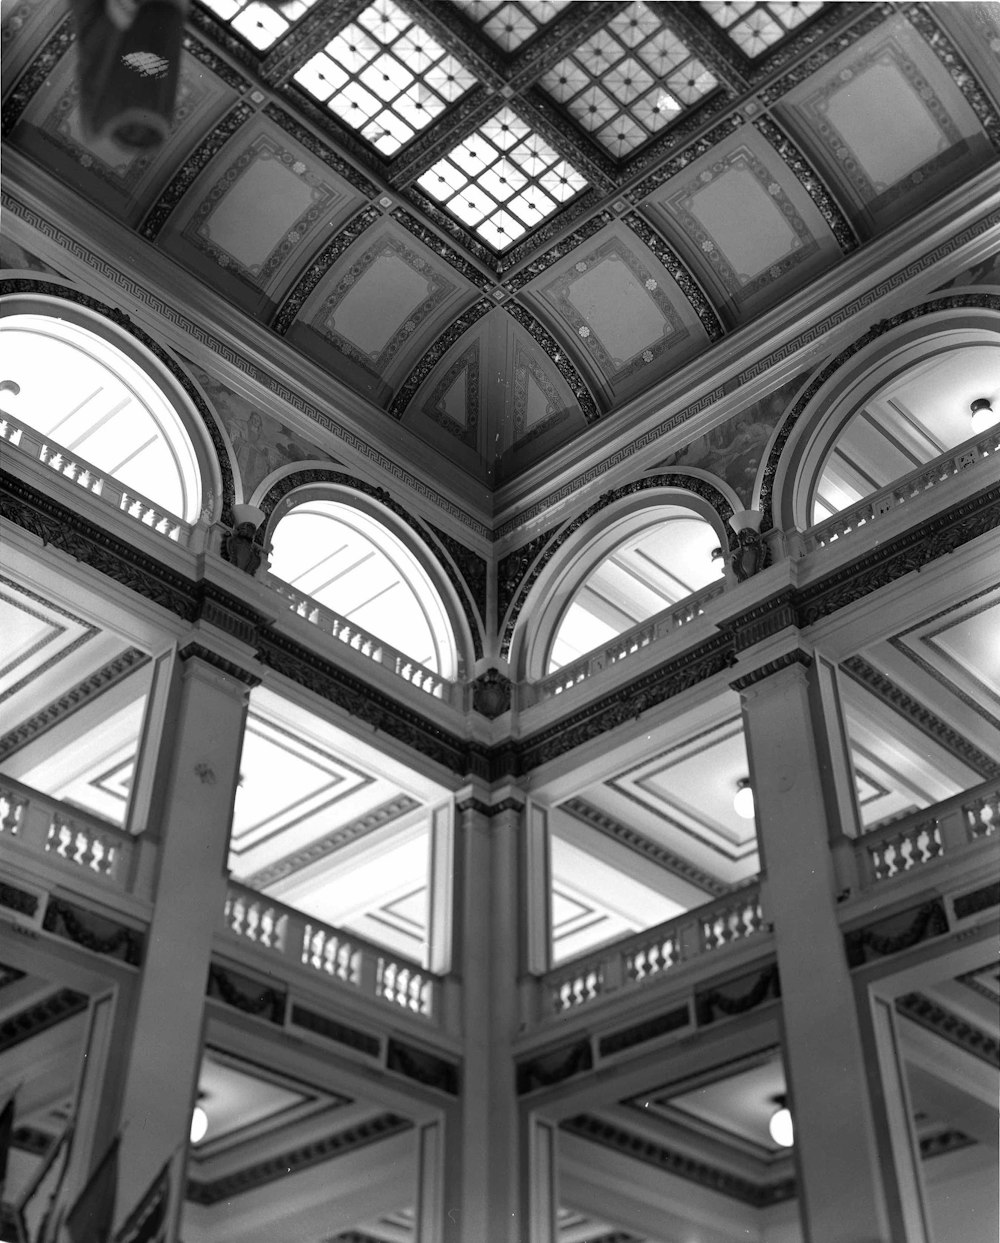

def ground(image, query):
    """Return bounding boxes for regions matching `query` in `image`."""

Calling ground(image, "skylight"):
[294,0,478,156]
[701,1,824,57]
[453,0,571,53]
[200,0,320,51]
[417,106,586,249]
[539,1,718,158]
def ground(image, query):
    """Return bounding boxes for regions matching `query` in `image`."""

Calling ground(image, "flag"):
[113,1157,170,1243]
[18,1125,72,1243]
[0,1094,14,1201]
[62,1135,119,1243]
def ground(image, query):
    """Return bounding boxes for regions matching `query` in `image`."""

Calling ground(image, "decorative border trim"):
[751,115,859,253]
[138,102,256,241]
[263,100,380,196]
[391,206,496,292]
[627,114,746,205]
[696,962,781,1026]
[897,992,1000,1067]
[840,655,1000,780]
[758,4,894,107]
[0,647,149,762]
[186,1112,412,1205]
[905,4,1000,151]
[272,205,382,335]
[622,213,726,341]
[178,642,260,687]
[426,521,488,630]
[388,296,494,420]
[560,1114,795,1207]
[207,962,286,1024]
[517,1037,593,1095]
[1,16,75,139]
[504,301,601,423]
[501,210,615,296]
[561,798,727,897]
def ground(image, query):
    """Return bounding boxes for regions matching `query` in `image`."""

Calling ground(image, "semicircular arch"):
[509,477,731,680]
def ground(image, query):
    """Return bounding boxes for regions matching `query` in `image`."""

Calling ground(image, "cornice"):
[0,987,89,1054]
[560,1114,796,1207]
[186,1112,412,1205]
[897,991,1000,1068]
[3,467,998,777]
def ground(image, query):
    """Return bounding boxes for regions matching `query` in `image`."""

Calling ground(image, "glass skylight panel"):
[200,0,319,51]
[453,0,571,53]
[293,0,478,155]
[701,1,824,57]
[539,2,718,159]
[417,107,586,249]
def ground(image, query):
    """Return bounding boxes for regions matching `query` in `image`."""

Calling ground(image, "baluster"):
[0,790,25,834]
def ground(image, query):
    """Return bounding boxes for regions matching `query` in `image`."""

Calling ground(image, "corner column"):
[735,649,925,1243]
[114,643,257,1238]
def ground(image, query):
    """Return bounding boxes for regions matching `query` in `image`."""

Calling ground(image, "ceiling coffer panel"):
[641,122,842,323]
[283,219,478,405]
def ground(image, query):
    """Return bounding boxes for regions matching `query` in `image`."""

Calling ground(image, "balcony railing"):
[855,778,998,886]
[220,880,438,1021]
[265,574,460,706]
[800,424,1000,555]
[0,775,148,896]
[1,411,192,546]
[525,578,727,706]
[544,883,765,1017]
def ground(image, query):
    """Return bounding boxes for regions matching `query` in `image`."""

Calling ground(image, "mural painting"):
[188,363,318,496]
[660,373,806,507]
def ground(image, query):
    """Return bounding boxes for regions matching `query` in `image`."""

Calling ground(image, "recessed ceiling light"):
[733,777,755,820]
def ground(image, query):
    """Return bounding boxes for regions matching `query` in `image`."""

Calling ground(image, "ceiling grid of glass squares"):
[417,106,587,249]
[700,1,825,57]
[294,0,479,155]
[200,0,320,50]
[452,0,572,52]
[537,1,719,159]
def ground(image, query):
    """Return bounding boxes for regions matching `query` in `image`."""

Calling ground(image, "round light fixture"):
[970,398,997,435]
[769,1105,794,1147]
[190,1104,209,1145]
[733,778,755,820]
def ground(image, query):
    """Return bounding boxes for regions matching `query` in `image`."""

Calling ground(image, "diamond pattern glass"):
[453,0,571,53]
[200,0,319,51]
[294,0,477,155]
[701,1,825,57]
[417,106,587,250]
[538,1,718,159]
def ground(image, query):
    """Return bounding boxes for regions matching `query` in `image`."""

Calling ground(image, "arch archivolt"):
[760,294,1000,532]
[506,473,734,678]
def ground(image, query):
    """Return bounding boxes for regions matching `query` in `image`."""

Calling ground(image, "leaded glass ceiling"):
[201,0,321,50]
[701,0,825,57]
[453,0,572,52]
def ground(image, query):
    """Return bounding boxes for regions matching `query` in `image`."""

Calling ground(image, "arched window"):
[809,341,1000,524]
[0,311,204,522]
[547,507,723,673]
[268,499,458,677]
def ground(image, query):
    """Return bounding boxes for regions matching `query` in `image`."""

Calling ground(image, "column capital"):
[178,641,261,688]
[729,646,813,695]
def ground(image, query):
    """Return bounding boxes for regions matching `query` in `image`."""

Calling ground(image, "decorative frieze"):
[386,1037,459,1096]
[42,896,143,966]
[844,899,949,968]
[695,962,781,1027]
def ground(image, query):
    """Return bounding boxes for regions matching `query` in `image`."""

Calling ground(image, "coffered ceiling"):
[3,0,998,491]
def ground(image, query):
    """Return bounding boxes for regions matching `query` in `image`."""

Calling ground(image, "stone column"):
[420,786,552,1243]
[735,650,919,1243]
[112,642,257,1238]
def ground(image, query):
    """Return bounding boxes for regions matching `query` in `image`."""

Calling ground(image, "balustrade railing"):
[1,411,192,546]
[528,579,727,705]
[546,882,765,1017]
[0,776,140,892]
[856,778,999,886]
[801,425,1000,554]
[265,574,459,706]
[221,881,438,1020]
